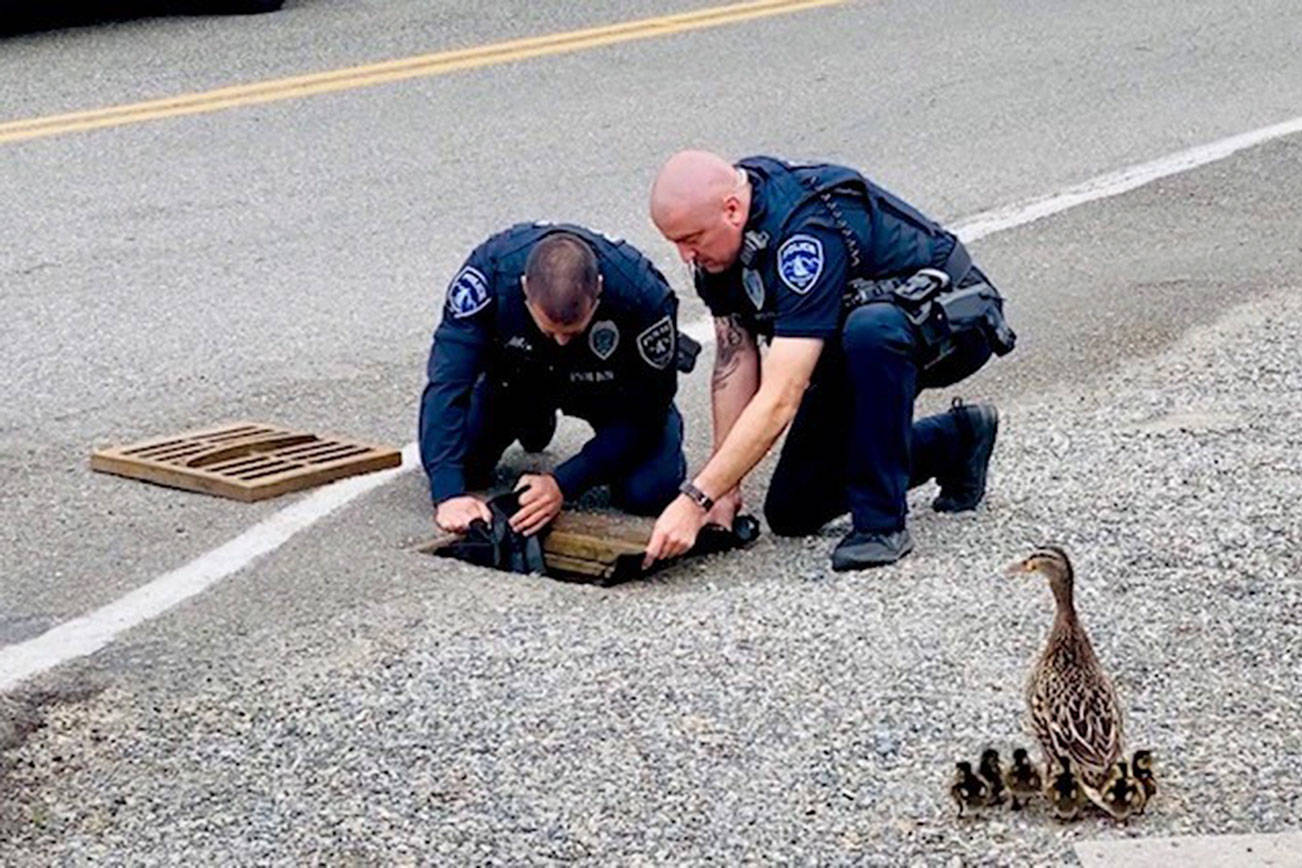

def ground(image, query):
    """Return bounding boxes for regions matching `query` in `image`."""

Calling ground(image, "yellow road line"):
[0,0,843,144]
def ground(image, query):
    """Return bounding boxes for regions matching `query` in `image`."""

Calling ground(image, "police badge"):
[636,316,675,370]
[588,319,619,360]
[446,266,490,318]
[777,234,824,295]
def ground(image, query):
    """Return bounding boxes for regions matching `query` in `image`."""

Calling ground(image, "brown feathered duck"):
[1007,545,1125,813]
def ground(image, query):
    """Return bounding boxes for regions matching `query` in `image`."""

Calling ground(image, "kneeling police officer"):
[420,223,690,537]
[643,151,1016,570]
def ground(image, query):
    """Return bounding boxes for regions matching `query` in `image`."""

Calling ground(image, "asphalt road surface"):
[2,0,1300,862]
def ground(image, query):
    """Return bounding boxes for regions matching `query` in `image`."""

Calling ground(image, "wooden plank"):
[543,553,614,580]
[419,509,755,585]
[550,511,652,546]
[546,514,650,583]
[544,529,645,562]
[91,422,402,501]
[418,509,651,583]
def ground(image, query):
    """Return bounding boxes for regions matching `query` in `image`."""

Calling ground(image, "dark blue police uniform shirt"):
[420,222,680,503]
[695,156,959,341]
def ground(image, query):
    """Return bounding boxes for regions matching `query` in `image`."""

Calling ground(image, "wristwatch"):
[678,480,714,511]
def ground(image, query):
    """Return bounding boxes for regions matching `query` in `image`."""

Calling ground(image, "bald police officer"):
[420,223,688,537]
[642,151,1015,570]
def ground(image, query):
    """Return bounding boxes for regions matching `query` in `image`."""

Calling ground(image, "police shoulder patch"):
[636,315,676,370]
[776,234,824,295]
[588,319,619,360]
[446,266,490,318]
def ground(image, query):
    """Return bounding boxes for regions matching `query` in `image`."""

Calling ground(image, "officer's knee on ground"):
[614,478,679,516]
[613,461,683,516]
[764,492,821,537]
[842,303,915,356]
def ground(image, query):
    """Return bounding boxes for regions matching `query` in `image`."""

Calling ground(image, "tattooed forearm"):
[712,315,748,391]
[708,315,761,453]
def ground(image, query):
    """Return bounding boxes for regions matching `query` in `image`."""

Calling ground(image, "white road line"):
[3,115,1300,693]
[952,115,1302,242]
[0,445,419,692]
[681,318,716,343]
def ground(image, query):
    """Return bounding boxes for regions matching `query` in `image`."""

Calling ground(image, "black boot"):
[518,409,557,454]
[933,399,999,513]
[831,528,913,571]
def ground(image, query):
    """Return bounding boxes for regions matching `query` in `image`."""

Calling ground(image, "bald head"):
[650,150,751,272]
[650,150,740,225]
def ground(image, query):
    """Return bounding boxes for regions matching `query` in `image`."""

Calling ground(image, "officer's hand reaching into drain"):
[436,495,491,533]
[511,473,563,536]
[643,493,709,568]
[705,487,742,529]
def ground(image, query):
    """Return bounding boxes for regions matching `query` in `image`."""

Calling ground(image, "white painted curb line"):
[4,114,1301,692]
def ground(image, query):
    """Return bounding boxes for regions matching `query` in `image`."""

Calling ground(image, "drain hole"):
[235,462,297,480]
[123,438,184,456]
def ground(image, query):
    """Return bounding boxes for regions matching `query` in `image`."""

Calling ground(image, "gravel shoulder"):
[2,283,1298,864]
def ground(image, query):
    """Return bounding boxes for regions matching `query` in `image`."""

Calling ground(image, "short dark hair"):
[524,232,600,325]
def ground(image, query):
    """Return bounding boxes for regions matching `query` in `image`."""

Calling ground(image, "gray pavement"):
[5,0,1302,623]
[3,223,1300,862]
[2,0,1302,862]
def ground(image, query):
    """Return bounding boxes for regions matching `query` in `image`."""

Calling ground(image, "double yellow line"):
[0,0,842,145]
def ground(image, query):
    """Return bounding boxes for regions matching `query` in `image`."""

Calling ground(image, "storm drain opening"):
[418,510,651,586]
[90,422,402,502]
[418,508,760,587]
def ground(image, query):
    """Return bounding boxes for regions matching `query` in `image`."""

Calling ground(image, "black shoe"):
[933,399,999,513]
[831,528,913,571]
[518,409,557,454]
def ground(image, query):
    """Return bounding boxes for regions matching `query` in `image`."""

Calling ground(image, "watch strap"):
[679,481,714,511]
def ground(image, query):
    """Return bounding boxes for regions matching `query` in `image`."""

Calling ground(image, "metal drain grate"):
[91,422,402,502]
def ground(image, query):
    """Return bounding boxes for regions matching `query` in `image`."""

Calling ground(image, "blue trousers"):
[462,376,685,516]
[764,303,993,535]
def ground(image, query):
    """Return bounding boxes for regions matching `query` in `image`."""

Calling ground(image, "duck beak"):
[1004,558,1031,577]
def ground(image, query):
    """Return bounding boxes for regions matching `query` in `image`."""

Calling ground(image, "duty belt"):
[841,243,1016,360]
[843,240,973,312]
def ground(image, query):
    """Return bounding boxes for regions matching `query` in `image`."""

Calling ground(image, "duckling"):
[1131,749,1157,808]
[1046,756,1086,821]
[1098,759,1147,821]
[950,761,990,818]
[978,748,1007,806]
[1007,546,1125,809]
[1004,747,1042,810]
